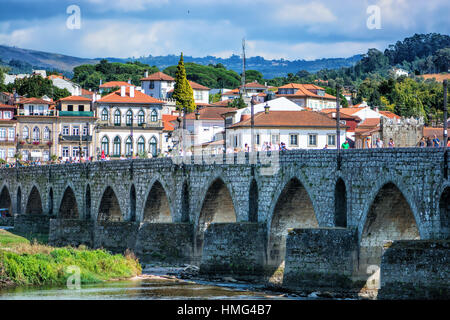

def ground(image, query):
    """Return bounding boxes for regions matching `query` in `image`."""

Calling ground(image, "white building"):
[48,75,82,96]
[141,71,175,99]
[276,83,337,111]
[226,110,346,151]
[95,86,165,158]
[221,82,268,101]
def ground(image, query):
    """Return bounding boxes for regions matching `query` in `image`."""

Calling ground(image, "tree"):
[228,94,247,109]
[173,53,196,112]
[6,75,70,100]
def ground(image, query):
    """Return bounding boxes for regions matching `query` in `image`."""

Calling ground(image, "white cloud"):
[275,2,337,25]
[86,0,169,12]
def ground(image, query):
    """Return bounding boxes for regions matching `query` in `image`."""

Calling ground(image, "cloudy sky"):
[0,0,449,60]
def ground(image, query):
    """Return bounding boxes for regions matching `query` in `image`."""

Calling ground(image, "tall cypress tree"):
[173,53,196,112]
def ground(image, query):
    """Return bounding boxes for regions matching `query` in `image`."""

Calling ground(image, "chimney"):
[130,86,135,98]
[120,86,126,97]
[99,79,103,86]
[144,70,149,78]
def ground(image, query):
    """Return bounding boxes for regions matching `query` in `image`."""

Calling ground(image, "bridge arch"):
[267,176,319,269]
[48,187,54,216]
[248,179,258,222]
[16,186,22,214]
[98,186,123,221]
[142,180,172,223]
[26,185,43,215]
[58,186,79,219]
[85,184,91,220]
[358,181,421,287]
[129,184,136,222]
[194,177,237,260]
[334,178,347,228]
[0,185,13,216]
[181,180,190,223]
[439,186,450,239]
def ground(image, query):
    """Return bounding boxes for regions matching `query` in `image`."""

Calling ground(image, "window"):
[43,127,50,140]
[113,136,121,156]
[149,81,154,89]
[149,136,157,157]
[114,110,121,126]
[126,110,133,126]
[290,134,298,146]
[271,134,280,145]
[43,151,49,161]
[125,136,133,156]
[72,147,80,157]
[3,111,11,119]
[137,136,145,154]
[23,126,29,139]
[29,105,34,115]
[101,136,109,155]
[255,134,260,145]
[72,126,79,136]
[101,109,108,121]
[0,149,5,160]
[8,148,14,158]
[62,147,69,157]
[327,134,336,147]
[151,109,158,122]
[62,126,69,135]
[68,105,73,112]
[0,128,6,140]
[83,125,89,136]
[78,105,85,112]
[82,147,89,158]
[195,91,202,100]
[8,128,15,140]
[32,127,40,142]
[308,134,318,147]
[138,110,145,126]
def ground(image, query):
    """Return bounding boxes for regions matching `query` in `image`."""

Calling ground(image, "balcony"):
[0,137,17,145]
[59,135,93,142]
[59,111,94,117]
[18,110,56,116]
[17,138,54,147]
[98,120,163,129]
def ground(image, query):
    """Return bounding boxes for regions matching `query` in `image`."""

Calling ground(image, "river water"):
[0,274,305,300]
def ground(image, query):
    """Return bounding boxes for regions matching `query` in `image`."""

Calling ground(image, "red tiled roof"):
[229,110,344,129]
[58,96,92,103]
[185,106,237,120]
[189,81,210,91]
[99,81,135,88]
[81,88,94,95]
[221,88,239,96]
[357,118,381,129]
[277,83,336,100]
[379,111,401,119]
[162,114,178,131]
[240,81,267,89]
[18,98,55,105]
[211,99,234,107]
[321,107,366,116]
[141,72,175,81]
[0,104,16,109]
[98,87,163,104]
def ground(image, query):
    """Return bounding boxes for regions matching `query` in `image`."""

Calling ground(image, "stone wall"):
[49,219,94,247]
[200,223,267,279]
[93,221,140,254]
[283,228,358,292]
[0,217,14,226]
[13,214,50,234]
[378,240,450,299]
[135,223,194,264]
[380,117,424,147]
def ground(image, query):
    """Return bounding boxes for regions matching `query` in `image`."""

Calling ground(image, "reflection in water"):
[0,277,295,300]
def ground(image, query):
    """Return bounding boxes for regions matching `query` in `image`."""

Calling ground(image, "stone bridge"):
[0,149,449,298]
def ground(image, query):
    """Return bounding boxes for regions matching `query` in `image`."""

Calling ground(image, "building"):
[276,83,337,111]
[56,96,97,162]
[48,75,82,96]
[161,114,177,154]
[0,104,18,163]
[96,86,165,158]
[99,81,135,94]
[141,71,175,99]
[226,110,346,151]
[15,98,58,161]
[221,82,268,101]
[321,109,362,140]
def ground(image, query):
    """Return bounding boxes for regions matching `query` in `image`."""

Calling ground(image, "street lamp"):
[336,84,341,170]
[251,95,257,152]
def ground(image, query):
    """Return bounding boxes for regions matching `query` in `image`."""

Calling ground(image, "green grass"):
[0,230,142,287]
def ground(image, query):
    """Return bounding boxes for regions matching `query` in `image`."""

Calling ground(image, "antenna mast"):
[242,38,247,97]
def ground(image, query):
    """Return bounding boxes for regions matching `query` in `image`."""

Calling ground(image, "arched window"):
[125,136,133,156]
[43,127,50,140]
[23,126,29,139]
[101,136,109,155]
[149,136,157,157]
[101,108,108,121]
[32,127,40,142]
[114,109,121,126]
[137,136,145,154]
[113,136,121,156]
[138,110,145,126]
[151,109,158,122]
[126,110,133,126]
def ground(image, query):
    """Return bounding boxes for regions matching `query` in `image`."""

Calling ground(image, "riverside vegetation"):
[0,229,142,288]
